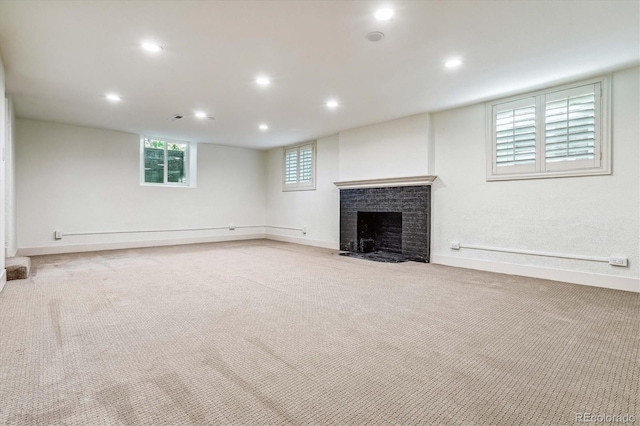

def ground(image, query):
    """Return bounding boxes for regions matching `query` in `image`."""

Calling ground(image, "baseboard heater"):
[451,243,627,266]
[61,225,303,238]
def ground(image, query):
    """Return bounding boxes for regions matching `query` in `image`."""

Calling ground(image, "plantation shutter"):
[544,83,599,171]
[284,147,298,185]
[487,76,609,181]
[298,144,314,185]
[283,142,315,190]
[493,97,537,174]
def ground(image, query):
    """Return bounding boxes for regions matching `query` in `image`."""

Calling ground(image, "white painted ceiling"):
[0,0,638,149]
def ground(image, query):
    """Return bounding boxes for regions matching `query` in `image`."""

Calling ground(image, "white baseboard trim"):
[431,254,639,293]
[17,233,266,256]
[265,233,339,250]
[0,269,6,294]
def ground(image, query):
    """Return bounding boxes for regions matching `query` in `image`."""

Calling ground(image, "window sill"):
[140,182,197,188]
[283,186,316,192]
[487,168,612,181]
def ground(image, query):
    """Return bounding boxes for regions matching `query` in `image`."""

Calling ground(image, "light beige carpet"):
[0,240,637,425]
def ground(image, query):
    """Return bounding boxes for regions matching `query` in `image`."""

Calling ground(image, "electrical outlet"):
[228,224,235,230]
[302,226,307,235]
[450,241,460,250]
[54,230,63,240]
[609,256,628,267]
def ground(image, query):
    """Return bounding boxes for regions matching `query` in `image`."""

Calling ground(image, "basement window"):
[486,75,611,181]
[283,141,316,191]
[140,137,197,187]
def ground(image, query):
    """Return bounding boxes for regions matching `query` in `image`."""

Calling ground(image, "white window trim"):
[139,136,197,188]
[283,141,317,191]
[486,75,612,181]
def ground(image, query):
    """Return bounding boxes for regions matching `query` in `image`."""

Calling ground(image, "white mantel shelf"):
[334,175,437,189]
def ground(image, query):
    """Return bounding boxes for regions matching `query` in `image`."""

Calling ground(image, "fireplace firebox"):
[357,212,403,254]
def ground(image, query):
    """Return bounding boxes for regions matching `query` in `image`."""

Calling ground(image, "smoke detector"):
[365,31,385,42]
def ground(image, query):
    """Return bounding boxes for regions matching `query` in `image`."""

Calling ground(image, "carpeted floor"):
[0,240,637,425]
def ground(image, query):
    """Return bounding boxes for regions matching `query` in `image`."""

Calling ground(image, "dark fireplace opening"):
[357,212,403,254]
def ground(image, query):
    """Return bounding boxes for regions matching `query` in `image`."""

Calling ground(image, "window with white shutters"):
[283,142,316,191]
[487,76,610,181]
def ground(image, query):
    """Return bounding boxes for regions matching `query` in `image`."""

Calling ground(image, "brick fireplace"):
[335,176,434,262]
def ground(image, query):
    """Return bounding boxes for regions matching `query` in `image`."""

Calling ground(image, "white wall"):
[16,119,266,254]
[265,135,340,249]
[4,96,16,257]
[430,66,639,291]
[338,113,432,181]
[0,55,6,290]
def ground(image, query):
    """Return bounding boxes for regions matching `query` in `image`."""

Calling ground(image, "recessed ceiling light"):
[326,100,339,109]
[194,111,207,119]
[141,42,163,53]
[256,76,271,86]
[259,124,269,131]
[374,8,394,21]
[105,93,121,102]
[444,58,462,68]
